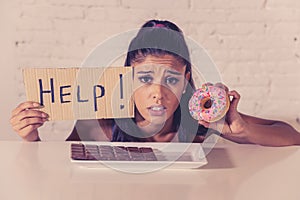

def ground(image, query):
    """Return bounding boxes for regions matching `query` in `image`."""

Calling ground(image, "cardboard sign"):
[23,67,134,120]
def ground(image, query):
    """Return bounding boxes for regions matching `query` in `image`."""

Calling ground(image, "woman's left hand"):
[198,83,249,142]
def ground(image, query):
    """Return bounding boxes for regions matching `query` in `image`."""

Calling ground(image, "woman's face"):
[132,54,190,126]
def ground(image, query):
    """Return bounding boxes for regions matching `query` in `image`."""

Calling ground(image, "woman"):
[10,20,300,146]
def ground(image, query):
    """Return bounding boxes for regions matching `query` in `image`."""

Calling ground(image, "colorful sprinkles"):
[188,86,229,122]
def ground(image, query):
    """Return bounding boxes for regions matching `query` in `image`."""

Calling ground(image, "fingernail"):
[33,103,44,108]
[33,102,40,107]
[42,113,48,117]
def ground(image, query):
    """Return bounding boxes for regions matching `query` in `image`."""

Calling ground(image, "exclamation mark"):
[119,74,124,110]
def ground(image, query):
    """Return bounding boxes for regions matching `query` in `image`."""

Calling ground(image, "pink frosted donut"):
[188,86,230,122]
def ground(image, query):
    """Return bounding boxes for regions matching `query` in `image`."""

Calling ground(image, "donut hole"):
[203,99,212,109]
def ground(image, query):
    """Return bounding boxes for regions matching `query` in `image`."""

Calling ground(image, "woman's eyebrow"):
[165,70,182,75]
[136,70,154,74]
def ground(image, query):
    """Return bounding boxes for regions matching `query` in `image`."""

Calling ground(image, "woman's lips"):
[147,105,166,116]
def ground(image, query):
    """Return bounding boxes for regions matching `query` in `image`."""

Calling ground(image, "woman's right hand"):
[10,101,49,141]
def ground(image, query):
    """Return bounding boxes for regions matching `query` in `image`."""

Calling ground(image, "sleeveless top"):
[67,118,209,142]
[111,118,208,142]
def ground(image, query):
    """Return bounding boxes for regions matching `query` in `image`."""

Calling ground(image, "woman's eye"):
[138,76,153,83]
[165,77,179,85]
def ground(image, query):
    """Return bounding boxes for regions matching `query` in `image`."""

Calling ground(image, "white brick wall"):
[1,0,299,140]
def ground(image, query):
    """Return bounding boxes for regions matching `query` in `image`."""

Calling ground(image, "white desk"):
[0,141,300,200]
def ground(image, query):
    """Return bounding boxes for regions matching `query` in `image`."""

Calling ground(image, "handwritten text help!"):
[23,67,134,120]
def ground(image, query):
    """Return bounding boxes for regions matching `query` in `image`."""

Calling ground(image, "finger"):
[10,110,48,126]
[198,120,210,128]
[199,119,223,131]
[10,110,48,127]
[228,90,241,111]
[14,117,47,132]
[11,101,43,117]
[214,82,229,93]
[18,124,44,138]
[201,82,213,88]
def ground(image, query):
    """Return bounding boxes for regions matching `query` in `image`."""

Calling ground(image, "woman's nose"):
[151,84,164,100]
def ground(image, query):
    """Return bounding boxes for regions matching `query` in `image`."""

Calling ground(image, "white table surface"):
[0,140,300,200]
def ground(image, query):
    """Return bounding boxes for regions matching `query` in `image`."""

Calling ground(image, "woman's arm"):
[230,113,300,146]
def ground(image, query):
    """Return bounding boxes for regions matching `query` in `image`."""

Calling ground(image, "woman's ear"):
[185,71,191,82]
